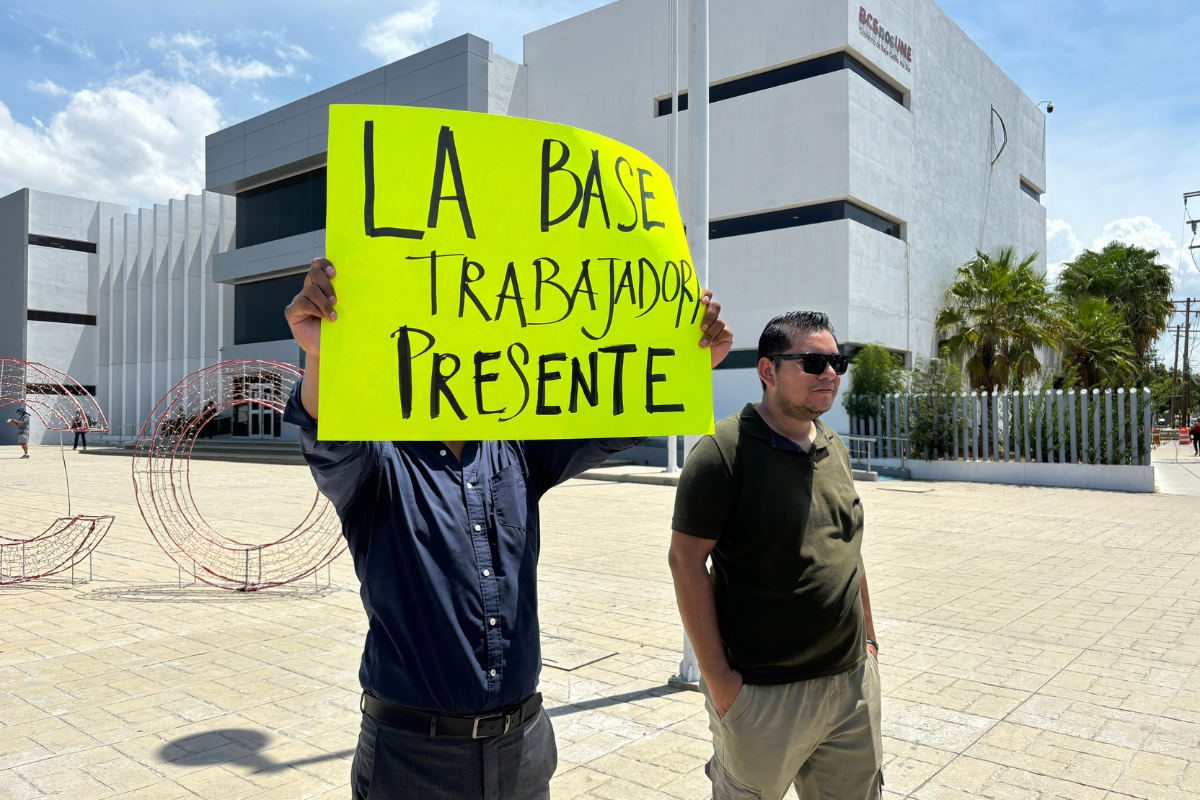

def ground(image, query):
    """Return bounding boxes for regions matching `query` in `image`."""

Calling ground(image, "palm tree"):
[1059,296,1138,388]
[935,247,1060,390]
[1056,242,1173,365]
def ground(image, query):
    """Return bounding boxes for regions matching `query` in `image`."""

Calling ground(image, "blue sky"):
[2,0,1198,353]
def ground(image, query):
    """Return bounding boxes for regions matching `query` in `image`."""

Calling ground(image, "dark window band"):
[1020,180,1041,202]
[27,234,96,254]
[27,310,97,326]
[710,201,901,240]
[234,272,307,345]
[714,349,761,370]
[26,383,96,396]
[657,51,903,116]
[236,168,327,249]
[715,344,846,370]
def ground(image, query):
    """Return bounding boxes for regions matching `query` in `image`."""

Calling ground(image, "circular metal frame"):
[132,360,344,591]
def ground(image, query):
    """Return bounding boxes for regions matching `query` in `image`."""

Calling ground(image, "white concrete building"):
[96,193,235,440]
[520,0,1048,430]
[0,188,235,445]
[203,3,1046,438]
[0,189,124,445]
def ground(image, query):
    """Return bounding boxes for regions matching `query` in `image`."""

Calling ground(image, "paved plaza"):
[4,445,1200,798]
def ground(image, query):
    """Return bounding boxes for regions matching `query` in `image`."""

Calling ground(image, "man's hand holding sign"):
[282,106,730,800]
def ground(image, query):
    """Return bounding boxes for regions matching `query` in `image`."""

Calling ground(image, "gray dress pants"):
[351,707,557,799]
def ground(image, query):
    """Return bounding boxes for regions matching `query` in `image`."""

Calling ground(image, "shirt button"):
[474,524,482,531]
[439,449,446,456]
[482,569,490,577]
[490,669,497,677]
[489,618,497,626]
[467,482,474,488]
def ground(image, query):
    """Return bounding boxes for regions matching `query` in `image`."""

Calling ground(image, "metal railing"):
[842,435,876,473]
[853,387,1153,467]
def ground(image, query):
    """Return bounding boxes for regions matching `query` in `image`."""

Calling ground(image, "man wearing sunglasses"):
[669,310,882,800]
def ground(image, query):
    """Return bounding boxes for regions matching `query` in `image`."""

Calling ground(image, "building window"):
[236,168,327,249]
[27,234,96,254]
[26,382,96,396]
[656,51,903,116]
[713,349,760,370]
[234,272,307,345]
[709,201,902,241]
[1020,179,1042,203]
[27,309,97,326]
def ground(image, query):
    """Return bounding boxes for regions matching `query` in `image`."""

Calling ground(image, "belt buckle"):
[471,711,511,739]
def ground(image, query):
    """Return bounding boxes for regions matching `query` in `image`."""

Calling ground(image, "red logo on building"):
[859,7,912,70]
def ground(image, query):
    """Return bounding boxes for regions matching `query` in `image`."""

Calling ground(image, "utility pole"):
[670,0,709,692]
[1185,299,1192,423]
[664,0,681,476]
[1171,325,1181,426]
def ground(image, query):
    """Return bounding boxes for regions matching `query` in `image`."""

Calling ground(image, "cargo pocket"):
[706,756,761,800]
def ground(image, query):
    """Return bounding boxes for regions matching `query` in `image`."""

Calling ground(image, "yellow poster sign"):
[318,105,713,441]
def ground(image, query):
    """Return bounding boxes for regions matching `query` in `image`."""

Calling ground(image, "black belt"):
[361,691,543,739]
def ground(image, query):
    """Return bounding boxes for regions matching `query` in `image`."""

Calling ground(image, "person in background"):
[283,258,734,800]
[8,407,32,458]
[669,310,882,800]
[72,412,88,451]
[1189,418,1200,456]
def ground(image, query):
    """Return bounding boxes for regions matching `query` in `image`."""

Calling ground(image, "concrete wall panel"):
[26,248,90,314]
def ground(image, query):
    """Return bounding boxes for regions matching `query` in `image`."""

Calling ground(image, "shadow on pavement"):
[548,685,690,717]
[159,728,354,774]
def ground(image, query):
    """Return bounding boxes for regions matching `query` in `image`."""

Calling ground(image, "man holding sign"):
[281,106,731,799]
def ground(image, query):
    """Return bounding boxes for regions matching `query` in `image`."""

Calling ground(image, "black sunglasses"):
[772,352,849,375]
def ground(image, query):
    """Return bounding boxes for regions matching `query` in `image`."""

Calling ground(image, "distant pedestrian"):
[8,407,32,458]
[670,311,882,800]
[72,412,88,451]
[1189,420,1200,456]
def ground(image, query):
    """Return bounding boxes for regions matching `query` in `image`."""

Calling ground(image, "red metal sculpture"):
[131,360,344,591]
[0,358,114,584]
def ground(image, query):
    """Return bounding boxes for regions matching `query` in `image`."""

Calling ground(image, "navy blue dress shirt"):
[283,383,641,715]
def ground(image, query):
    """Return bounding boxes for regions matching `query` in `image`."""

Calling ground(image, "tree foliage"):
[935,247,1060,390]
[1059,296,1139,389]
[906,351,964,460]
[843,343,904,421]
[1056,242,1173,366]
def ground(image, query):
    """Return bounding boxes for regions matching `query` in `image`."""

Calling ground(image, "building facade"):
[205,2,1046,435]
[96,193,235,440]
[521,0,1047,430]
[0,188,235,445]
[0,189,124,445]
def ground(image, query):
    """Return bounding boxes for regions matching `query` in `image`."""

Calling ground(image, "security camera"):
[1046,102,1054,113]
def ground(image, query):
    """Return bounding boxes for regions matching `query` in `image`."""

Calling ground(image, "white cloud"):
[27,79,69,97]
[43,27,95,60]
[361,1,440,63]
[1091,216,1180,269]
[1045,218,1083,283]
[0,72,221,208]
[152,31,300,83]
[150,32,213,51]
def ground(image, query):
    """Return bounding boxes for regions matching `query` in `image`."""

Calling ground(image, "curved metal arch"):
[131,360,345,591]
[0,358,109,432]
[0,516,115,584]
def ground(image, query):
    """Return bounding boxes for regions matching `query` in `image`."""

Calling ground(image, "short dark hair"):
[756,311,838,390]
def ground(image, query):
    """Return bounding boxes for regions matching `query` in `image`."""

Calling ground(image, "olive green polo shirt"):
[672,403,866,685]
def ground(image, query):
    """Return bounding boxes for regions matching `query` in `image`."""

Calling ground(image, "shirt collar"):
[739,403,830,454]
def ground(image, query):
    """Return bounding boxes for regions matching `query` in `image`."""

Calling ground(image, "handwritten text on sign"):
[318,105,713,440]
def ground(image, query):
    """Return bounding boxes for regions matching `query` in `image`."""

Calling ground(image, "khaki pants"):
[700,657,882,800]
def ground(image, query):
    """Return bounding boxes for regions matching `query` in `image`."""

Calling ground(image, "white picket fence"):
[850,387,1155,492]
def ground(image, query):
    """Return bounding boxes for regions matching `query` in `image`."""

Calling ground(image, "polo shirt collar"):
[738,403,830,454]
